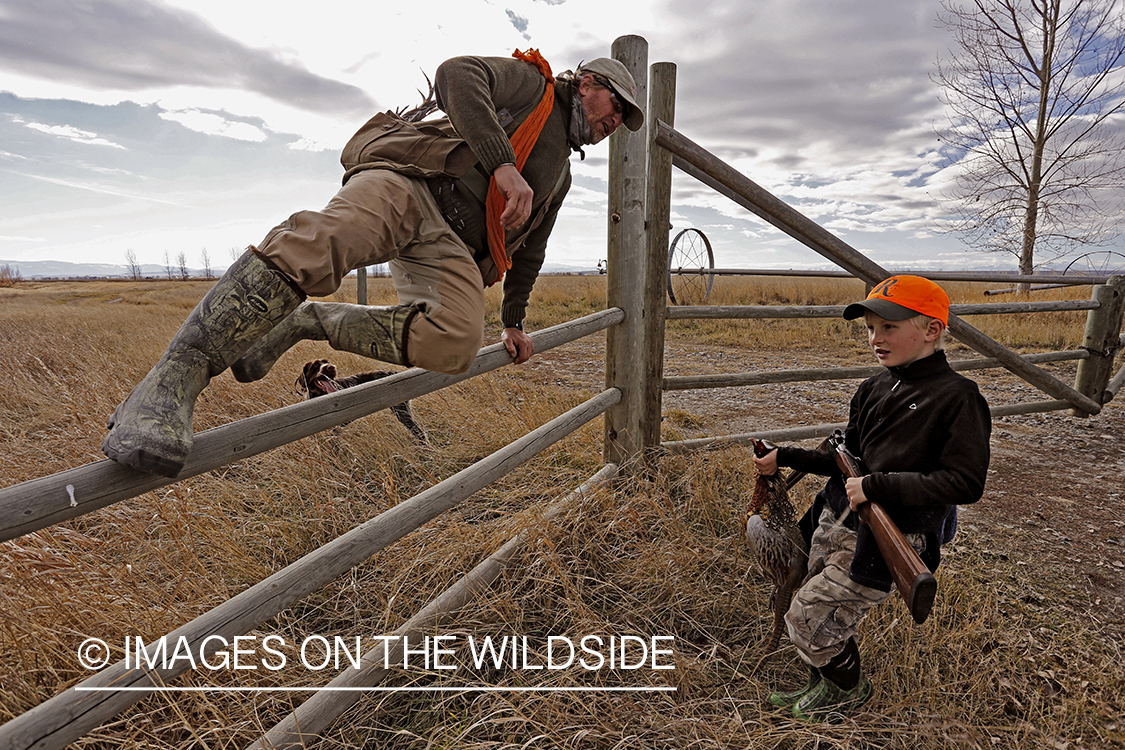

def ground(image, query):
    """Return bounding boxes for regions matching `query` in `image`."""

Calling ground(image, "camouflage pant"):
[784,505,927,668]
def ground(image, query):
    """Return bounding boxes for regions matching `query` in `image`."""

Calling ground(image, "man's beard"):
[568,93,599,149]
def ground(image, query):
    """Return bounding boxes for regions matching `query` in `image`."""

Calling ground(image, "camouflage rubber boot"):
[767,665,821,708]
[102,250,304,477]
[230,302,418,382]
[791,672,872,723]
[792,639,871,722]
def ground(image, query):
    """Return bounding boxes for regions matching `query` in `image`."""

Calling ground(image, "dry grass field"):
[1,274,1122,749]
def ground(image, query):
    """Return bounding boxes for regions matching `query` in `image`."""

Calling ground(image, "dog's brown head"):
[293,359,426,443]
[297,359,339,399]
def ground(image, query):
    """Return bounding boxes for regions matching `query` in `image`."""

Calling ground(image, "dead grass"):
[0,276,1121,749]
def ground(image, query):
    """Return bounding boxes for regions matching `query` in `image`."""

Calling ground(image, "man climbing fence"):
[102,50,644,478]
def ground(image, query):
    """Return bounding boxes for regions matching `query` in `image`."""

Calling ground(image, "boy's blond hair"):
[909,314,945,350]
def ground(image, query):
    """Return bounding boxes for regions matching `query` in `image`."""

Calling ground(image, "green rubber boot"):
[230,302,418,382]
[768,665,821,708]
[102,250,304,477]
[792,673,872,723]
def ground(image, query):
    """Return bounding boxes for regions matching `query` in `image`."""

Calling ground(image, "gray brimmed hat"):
[578,57,644,131]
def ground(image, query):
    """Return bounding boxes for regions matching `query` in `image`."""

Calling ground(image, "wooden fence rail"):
[0,308,624,544]
[653,121,1104,418]
[247,463,620,750]
[665,299,1100,320]
[0,389,620,750]
[666,267,1107,286]
[662,399,1077,455]
[664,350,1090,392]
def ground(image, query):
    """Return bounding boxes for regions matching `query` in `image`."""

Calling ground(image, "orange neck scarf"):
[485,49,555,284]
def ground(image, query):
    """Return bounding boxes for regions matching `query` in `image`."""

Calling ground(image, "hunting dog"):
[297,359,426,443]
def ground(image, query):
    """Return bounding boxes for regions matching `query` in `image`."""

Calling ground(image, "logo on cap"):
[871,278,898,299]
[843,275,950,324]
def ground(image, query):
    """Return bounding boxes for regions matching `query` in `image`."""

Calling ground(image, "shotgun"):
[829,430,937,625]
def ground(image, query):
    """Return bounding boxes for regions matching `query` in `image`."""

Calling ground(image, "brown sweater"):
[433,55,575,328]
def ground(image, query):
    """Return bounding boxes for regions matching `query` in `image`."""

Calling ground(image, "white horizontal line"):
[76,686,676,693]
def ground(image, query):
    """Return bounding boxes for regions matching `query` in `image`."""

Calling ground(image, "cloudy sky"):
[0,0,1121,275]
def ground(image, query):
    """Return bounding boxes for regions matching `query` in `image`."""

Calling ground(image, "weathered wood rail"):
[0,309,622,544]
[246,463,620,750]
[648,119,1123,448]
[663,350,1090,392]
[0,389,619,750]
[668,267,1107,286]
[666,299,1100,320]
[661,398,1079,455]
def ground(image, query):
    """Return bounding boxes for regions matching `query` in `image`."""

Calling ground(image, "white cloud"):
[15,118,125,149]
[159,109,268,142]
[0,0,1119,272]
[288,138,325,152]
[10,171,185,206]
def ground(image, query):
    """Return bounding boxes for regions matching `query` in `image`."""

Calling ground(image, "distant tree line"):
[0,264,21,287]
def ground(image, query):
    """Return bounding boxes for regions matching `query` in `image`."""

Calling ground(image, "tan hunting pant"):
[257,170,485,375]
[785,505,928,668]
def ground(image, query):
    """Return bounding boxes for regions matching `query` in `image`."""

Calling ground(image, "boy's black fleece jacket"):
[777,350,992,590]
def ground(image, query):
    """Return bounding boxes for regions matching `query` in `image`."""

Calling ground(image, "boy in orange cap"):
[754,275,991,722]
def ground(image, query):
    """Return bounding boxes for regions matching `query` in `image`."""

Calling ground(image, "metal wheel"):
[1062,251,1125,278]
[667,228,715,305]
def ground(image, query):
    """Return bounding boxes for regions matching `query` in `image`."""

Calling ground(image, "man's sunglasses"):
[592,75,626,115]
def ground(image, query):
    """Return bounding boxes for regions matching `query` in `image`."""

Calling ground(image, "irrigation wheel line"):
[666,227,715,305]
[1064,251,1125,278]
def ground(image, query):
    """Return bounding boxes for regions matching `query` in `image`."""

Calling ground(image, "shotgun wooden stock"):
[833,439,937,625]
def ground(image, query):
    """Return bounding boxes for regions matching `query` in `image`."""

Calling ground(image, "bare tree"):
[163,250,175,281]
[176,251,190,281]
[200,248,213,280]
[0,264,21,288]
[933,0,1125,284]
[124,249,142,281]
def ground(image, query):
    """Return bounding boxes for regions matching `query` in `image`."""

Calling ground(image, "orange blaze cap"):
[843,275,950,325]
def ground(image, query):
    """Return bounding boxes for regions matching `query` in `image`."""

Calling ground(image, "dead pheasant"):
[745,439,809,654]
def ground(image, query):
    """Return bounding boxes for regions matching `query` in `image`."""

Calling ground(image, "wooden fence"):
[2,33,1124,750]
[603,35,1122,459]
[0,315,623,750]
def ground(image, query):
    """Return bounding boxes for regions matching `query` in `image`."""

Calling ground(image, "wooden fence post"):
[1072,275,1125,416]
[640,62,677,451]
[356,266,368,305]
[604,35,649,466]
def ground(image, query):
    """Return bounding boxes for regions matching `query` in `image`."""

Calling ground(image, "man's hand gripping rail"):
[830,430,937,625]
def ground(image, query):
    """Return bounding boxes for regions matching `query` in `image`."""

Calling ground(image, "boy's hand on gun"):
[845,477,869,512]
